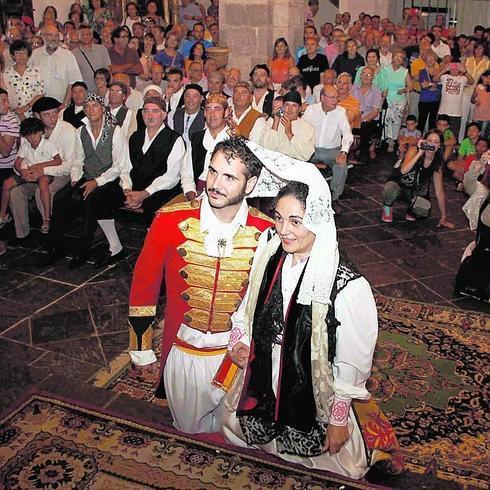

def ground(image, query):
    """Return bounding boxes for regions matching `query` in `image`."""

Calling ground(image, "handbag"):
[409,194,431,217]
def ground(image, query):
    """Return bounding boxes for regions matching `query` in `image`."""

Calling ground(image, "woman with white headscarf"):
[216,142,403,479]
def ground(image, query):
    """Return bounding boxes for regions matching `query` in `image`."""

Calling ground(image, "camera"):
[420,143,436,151]
[276,107,285,117]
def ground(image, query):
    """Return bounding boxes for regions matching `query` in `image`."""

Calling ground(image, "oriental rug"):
[93,296,490,489]
[0,392,379,490]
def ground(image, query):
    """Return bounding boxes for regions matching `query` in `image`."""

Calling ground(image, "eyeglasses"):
[109,89,124,94]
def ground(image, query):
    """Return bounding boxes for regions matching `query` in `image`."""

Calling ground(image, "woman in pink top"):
[268,38,295,90]
[472,70,490,139]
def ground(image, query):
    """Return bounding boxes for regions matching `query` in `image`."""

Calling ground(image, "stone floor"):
[0,153,487,489]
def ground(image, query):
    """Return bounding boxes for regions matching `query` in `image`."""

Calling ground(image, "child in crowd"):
[447,122,481,189]
[398,115,422,161]
[436,115,457,162]
[0,118,61,233]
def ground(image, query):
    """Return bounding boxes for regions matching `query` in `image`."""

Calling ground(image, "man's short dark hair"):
[437,114,450,123]
[109,81,129,97]
[211,138,262,180]
[9,39,32,58]
[466,121,481,132]
[424,32,435,44]
[111,27,127,44]
[193,22,205,30]
[304,25,317,35]
[72,81,88,91]
[167,67,184,80]
[94,67,111,84]
[406,115,417,123]
[64,21,75,30]
[20,117,45,137]
[474,25,484,33]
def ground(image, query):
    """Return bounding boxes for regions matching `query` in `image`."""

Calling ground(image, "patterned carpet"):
[94,296,490,489]
[0,393,379,490]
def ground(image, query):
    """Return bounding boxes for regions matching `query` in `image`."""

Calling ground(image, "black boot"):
[37,247,65,267]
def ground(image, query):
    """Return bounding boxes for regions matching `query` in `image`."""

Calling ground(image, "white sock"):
[97,219,122,255]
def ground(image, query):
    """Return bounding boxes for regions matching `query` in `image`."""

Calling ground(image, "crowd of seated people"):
[0,1,488,299]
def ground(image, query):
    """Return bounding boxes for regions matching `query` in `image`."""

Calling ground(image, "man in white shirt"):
[312,69,337,102]
[72,24,111,92]
[303,85,353,212]
[180,94,230,200]
[431,25,451,62]
[39,93,130,269]
[112,73,144,112]
[262,90,315,161]
[165,68,185,112]
[167,84,205,145]
[30,24,82,107]
[10,97,76,242]
[107,81,137,138]
[187,61,208,92]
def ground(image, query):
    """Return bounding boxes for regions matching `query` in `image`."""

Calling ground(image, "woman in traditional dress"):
[217,143,403,480]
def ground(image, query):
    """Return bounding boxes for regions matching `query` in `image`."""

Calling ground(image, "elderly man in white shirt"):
[9,97,78,242]
[261,90,315,161]
[39,92,131,269]
[303,84,353,212]
[29,24,82,107]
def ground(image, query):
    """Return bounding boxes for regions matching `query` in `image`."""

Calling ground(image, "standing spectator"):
[180,22,213,58]
[0,89,19,190]
[123,2,141,33]
[72,24,111,92]
[381,49,412,153]
[137,32,156,85]
[250,64,275,116]
[108,27,144,89]
[431,25,451,62]
[87,0,111,35]
[331,38,365,80]
[207,0,219,19]
[379,34,393,68]
[179,0,203,31]
[154,31,184,72]
[184,42,207,77]
[38,6,63,33]
[354,49,384,90]
[93,67,111,100]
[297,37,329,91]
[3,40,44,121]
[152,25,166,52]
[435,62,474,141]
[417,51,441,133]
[460,42,490,141]
[268,38,295,90]
[381,129,454,228]
[143,1,165,27]
[472,70,490,139]
[303,84,353,212]
[261,90,315,161]
[30,24,82,108]
[324,28,344,66]
[223,67,241,97]
[351,66,383,162]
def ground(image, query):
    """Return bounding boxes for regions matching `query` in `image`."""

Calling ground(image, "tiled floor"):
[0,153,487,488]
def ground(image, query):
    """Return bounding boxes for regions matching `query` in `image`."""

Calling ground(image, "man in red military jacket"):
[128,138,272,434]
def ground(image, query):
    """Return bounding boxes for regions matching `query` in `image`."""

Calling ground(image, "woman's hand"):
[229,341,249,368]
[325,424,350,455]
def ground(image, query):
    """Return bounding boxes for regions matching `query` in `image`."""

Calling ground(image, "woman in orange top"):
[268,38,295,90]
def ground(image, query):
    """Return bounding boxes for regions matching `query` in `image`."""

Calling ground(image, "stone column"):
[219,0,306,76]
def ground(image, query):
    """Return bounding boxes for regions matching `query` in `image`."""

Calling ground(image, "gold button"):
[181,292,190,301]
[178,248,187,257]
[249,207,258,216]
[178,220,189,232]
[179,270,188,279]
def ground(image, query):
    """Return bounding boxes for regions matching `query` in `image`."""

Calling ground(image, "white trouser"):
[164,344,226,434]
[459,91,474,142]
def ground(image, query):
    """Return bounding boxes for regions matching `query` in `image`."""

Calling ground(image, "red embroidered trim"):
[329,397,351,426]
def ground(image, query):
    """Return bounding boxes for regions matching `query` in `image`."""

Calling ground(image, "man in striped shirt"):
[0,88,19,188]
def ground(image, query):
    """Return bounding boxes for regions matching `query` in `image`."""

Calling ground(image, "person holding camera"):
[381,129,455,228]
[261,90,315,161]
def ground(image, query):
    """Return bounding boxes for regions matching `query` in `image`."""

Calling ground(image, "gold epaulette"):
[157,198,201,214]
[249,206,274,223]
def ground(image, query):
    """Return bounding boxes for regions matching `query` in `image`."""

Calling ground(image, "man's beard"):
[45,41,59,53]
[206,182,247,209]
[253,81,267,89]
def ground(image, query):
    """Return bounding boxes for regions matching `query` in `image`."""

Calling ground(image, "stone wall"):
[219,0,306,76]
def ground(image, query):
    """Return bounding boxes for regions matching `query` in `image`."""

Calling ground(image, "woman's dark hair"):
[94,67,111,84]
[89,0,105,9]
[69,9,85,23]
[9,39,32,58]
[43,5,58,19]
[139,32,156,56]
[276,181,309,210]
[423,129,445,169]
[125,1,139,14]
[20,117,45,137]
[474,41,488,57]
[272,37,291,60]
[189,41,208,61]
[365,48,380,61]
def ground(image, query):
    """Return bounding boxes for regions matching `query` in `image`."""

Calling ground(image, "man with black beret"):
[9,96,78,244]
